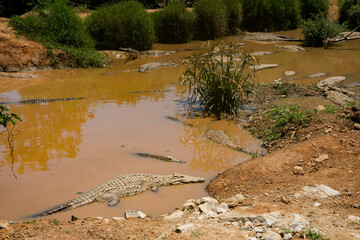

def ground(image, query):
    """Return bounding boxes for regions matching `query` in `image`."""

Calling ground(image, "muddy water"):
[0,34,359,221]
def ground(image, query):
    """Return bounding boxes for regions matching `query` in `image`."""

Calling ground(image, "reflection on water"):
[0,35,359,220]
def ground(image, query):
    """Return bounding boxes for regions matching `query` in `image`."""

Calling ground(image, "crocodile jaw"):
[169,173,205,185]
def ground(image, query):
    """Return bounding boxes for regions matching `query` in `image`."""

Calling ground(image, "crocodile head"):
[167,173,205,185]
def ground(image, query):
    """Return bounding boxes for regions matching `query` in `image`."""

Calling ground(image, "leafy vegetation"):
[222,0,242,35]
[9,0,105,68]
[347,4,360,29]
[339,0,360,24]
[180,42,256,118]
[194,0,228,39]
[241,0,301,31]
[152,1,194,43]
[300,0,329,20]
[85,0,154,50]
[302,14,343,47]
[305,229,329,240]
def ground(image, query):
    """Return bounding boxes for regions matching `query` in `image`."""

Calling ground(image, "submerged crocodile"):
[136,153,186,163]
[30,173,204,218]
[0,97,85,105]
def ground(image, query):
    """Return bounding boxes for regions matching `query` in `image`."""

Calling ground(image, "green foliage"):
[323,105,339,114]
[305,229,329,240]
[242,0,301,31]
[302,14,343,47]
[222,0,242,35]
[339,0,360,24]
[152,1,194,43]
[9,0,104,68]
[194,0,228,39]
[347,4,360,28]
[0,105,22,128]
[181,42,256,118]
[85,1,154,50]
[49,220,59,225]
[300,0,329,20]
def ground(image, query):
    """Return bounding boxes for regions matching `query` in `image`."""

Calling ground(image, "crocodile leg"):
[95,192,120,206]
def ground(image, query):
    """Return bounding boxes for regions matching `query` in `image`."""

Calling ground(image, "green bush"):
[86,1,154,50]
[181,42,256,118]
[300,0,329,20]
[9,0,104,68]
[194,0,228,40]
[152,1,194,43]
[347,4,360,28]
[302,14,343,47]
[242,0,301,31]
[339,0,360,24]
[222,0,242,35]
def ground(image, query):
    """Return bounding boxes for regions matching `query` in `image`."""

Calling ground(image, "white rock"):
[182,201,198,212]
[348,215,360,224]
[112,217,125,221]
[295,184,340,199]
[164,210,184,221]
[285,214,309,232]
[249,64,280,71]
[263,230,282,240]
[224,193,245,207]
[251,51,276,56]
[0,220,9,229]
[317,76,346,88]
[199,202,218,217]
[93,217,103,221]
[216,202,229,214]
[315,154,329,163]
[262,211,281,227]
[314,202,322,207]
[351,233,360,238]
[284,71,296,76]
[283,233,293,240]
[244,221,253,229]
[104,218,110,223]
[316,105,326,111]
[308,73,328,78]
[293,166,304,175]
[253,226,266,233]
[125,210,147,219]
[200,197,219,205]
[175,223,195,233]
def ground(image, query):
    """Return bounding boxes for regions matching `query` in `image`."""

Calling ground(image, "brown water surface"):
[0,35,359,221]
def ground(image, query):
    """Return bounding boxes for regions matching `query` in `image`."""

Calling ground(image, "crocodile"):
[0,97,86,105]
[136,153,186,163]
[30,173,204,218]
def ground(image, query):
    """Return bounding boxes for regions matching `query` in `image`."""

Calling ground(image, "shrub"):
[347,4,360,29]
[242,0,301,31]
[302,14,343,47]
[180,42,256,118]
[300,0,329,20]
[9,0,104,68]
[86,1,154,50]
[194,0,228,40]
[222,0,242,35]
[339,0,360,24]
[152,1,194,43]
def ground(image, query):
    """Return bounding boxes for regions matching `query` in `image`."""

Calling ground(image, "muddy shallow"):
[0,32,359,221]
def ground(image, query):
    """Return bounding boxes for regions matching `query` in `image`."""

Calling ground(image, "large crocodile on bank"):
[30,173,204,218]
[0,97,85,105]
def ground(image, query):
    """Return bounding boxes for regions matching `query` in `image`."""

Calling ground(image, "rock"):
[104,218,110,223]
[224,193,245,207]
[164,210,184,221]
[353,203,360,209]
[315,154,329,163]
[263,231,282,240]
[199,202,218,217]
[112,217,125,221]
[293,166,304,175]
[138,62,181,73]
[253,226,266,233]
[275,44,305,52]
[217,212,253,222]
[250,51,276,56]
[241,33,301,42]
[295,184,340,199]
[262,211,280,227]
[244,221,253,229]
[281,197,290,204]
[284,71,296,77]
[282,214,309,232]
[249,64,279,71]
[351,110,360,123]
[182,199,198,212]
[314,202,322,207]
[0,220,9,229]
[283,233,292,240]
[317,76,346,88]
[354,123,360,130]
[141,50,177,56]
[308,73,328,78]
[0,72,38,79]
[348,215,360,224]
[175,223,195,233]
[316,105,326,111]
[200,197,218,205]
[93,217,103,221]
[216,202,229,214]
[125,210,147,219]
[326,91,353,106]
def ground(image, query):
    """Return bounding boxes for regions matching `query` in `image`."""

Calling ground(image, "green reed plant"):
[85,1,154,50]
[180,42,257,118]
[300,0,329,20]
[222,0,242,35]
[9,0,104,68]
[302,14,343,47]
[194,0,228,40]
[242,0,301,31]
[152,1,194,43]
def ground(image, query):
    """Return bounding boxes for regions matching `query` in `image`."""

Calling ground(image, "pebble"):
[164,210,184,221]
[308,73,328,78]
[325,128,333,134]
[112,217,125,221]
[317,76,346,88]
[248,64,280,71]
[263,230,282,240]
[284,71,296,77]
[354,123,360,130]
[199,202,218,217]
[125,210,147,219]
[293,166,304,175]
[314,154,329,163]
[281,197,290,204]
[175,223,195,233]
[314,202,322,207]
[348,215,360,224]
[0,220,9,229]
